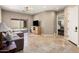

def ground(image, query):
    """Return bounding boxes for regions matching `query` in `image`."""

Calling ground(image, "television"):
[33,20,39,26]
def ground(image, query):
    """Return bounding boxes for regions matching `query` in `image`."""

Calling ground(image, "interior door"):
[67,6,78,45]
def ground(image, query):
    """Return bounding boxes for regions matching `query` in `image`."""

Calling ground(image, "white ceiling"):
[0,5,66,15]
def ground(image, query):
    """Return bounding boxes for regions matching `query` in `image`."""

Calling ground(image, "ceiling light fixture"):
[56,8,59,11]
[23,5,32,12]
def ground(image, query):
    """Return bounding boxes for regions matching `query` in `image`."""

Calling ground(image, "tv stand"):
[31,26,41,35]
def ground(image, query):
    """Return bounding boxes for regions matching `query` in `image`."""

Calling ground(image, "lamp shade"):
[0,22,10,32]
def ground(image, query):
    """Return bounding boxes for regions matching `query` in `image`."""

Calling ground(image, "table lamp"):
[0,22,10,49]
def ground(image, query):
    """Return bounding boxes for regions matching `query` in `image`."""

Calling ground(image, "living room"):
[0,5,79,53]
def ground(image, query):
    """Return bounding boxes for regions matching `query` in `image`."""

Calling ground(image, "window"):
[11,18,27,29]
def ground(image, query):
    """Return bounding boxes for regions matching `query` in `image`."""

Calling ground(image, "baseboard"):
[68,40,79,47]
[68,40,77,46]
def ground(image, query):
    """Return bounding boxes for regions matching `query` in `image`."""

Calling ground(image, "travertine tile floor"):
[19,33,79,53]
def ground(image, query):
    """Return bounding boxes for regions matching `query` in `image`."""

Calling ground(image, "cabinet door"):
[67,6,78,45]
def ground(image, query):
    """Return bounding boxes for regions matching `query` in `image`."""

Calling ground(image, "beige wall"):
[33,11,56,34]
[2,10,33,29]
[0,8,1,23]
[64,7,69,37]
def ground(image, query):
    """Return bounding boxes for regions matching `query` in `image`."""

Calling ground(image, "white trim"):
[77,45,79,47]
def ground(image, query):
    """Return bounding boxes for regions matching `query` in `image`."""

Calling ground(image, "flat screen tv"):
[33,20,39,26]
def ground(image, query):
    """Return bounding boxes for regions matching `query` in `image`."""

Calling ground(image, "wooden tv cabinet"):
[31,26,41,35]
